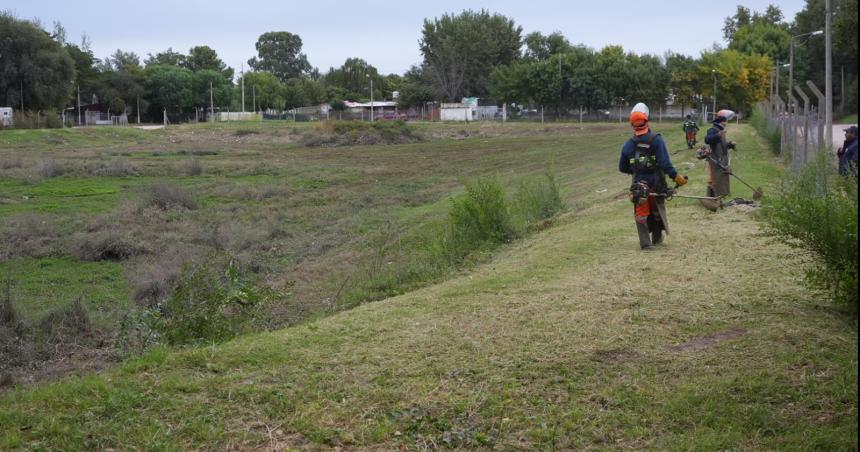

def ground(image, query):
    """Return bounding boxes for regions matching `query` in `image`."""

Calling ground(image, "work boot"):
[636,222,652,250]
[652,228,663,245]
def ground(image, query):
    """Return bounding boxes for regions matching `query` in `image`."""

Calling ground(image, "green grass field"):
[1,120,856,449]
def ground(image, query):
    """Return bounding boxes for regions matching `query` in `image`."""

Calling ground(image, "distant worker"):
[619,103,688,250]
[683,114,699,149]
[703,109,736,198]
[837,125,858,177]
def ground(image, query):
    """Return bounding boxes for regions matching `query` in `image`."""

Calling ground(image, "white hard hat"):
[630,102,650,118]
[716,109,735,121]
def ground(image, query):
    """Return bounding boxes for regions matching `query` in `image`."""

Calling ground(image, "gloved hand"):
[727,141,736,150]
[674,174,689,187]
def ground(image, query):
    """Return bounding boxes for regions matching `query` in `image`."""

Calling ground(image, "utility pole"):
[252,85,256,113]
[825,0,833,150]
[840,65,845,113]
[20,81,24,112]
[370,77,374,122]
[712,70,717,117]
[210,81,214,121]
[77,84,81,126]
[136,95,140,124]
[241,64,245,113]
[789,38,795,112]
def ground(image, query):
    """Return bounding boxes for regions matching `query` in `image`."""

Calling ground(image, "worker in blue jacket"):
[837,125,858,177]
[620,103,688,250]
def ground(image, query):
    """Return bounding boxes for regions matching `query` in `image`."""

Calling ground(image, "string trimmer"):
[704,154,764,200]
[631,178,723,211]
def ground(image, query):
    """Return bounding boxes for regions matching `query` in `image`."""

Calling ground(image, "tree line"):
[0,1,856,123]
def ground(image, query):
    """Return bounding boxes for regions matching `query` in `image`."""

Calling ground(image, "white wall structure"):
[440,103,472,121]
[0,107,12,126]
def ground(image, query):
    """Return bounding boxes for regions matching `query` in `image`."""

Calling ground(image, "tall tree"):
[666,52,700,115]
[420,9,522,101]
[145,48,186,67]
[728,23,791,62]
[523,31,573,61]
[247,31,311,82]
[0,12,76,110]
[698,49,772,114]
[186,45,234,81]
[237,71,285,111]
[102,49,142,72]
[145,65,194,114]
[723,5,753,41]
[324,58,385,100]
[192,69,233,111]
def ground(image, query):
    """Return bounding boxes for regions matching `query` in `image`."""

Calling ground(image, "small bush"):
[751,107,781,154]
[511,172,565,232]
[89,158,139,177]
[38,298,92,343]
[302,120,420,147]
[448,177,515,248]
[184,160,203,176]
[0,157,23,170]
[130,252,189,305]
[73,232,148,261]
[760,153,858,310]
[36,159,66,179]
[143,184,198,210]
[0,214,63,259]
[154,258,278,345]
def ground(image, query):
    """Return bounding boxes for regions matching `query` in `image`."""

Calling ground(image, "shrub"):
[302,120,420,147]
[90,159,139,177]
[184,160,203,176]
[449,177,515,247]
[154,258,278,345]
[760,153,858,310]
[0,157,23,170]
[0,214,63,259]
[143,184,198,210]
[511,171,565,232]
[38,298,92,343]
[751,107,781,154]
[73,232,148,261]
[36,159,65,179]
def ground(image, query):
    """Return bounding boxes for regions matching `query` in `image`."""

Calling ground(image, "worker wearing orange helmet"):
[619,103,688,250]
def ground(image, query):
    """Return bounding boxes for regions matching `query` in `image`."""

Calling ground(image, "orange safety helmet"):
[629,103,650,136]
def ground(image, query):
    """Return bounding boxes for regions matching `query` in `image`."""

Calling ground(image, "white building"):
[0,107,13,127]
[441,103,472,121]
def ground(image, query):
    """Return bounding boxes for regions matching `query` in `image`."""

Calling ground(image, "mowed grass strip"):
[1,124,855,449]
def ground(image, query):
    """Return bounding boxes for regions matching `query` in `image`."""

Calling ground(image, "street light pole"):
[712,70,717,118]
[788,29,824,113]
[368,75,374,122]
[825,0,833,150]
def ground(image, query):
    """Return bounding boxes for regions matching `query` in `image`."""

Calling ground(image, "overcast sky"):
[5,0,806,75]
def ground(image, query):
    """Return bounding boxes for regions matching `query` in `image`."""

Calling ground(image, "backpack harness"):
[628,133,660,172]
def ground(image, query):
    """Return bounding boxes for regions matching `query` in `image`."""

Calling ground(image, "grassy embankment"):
[1,122,855,449]
[1,121,636,380]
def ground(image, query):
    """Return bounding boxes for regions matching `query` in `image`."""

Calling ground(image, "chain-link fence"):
[760,80,828,171]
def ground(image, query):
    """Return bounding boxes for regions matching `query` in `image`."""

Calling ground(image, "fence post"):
[806,81,827,158]
[795,86,811,165]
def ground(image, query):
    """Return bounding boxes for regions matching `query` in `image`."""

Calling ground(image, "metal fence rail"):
[761,80,827,170]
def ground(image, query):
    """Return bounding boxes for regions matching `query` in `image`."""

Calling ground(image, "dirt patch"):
[667,328,748,352]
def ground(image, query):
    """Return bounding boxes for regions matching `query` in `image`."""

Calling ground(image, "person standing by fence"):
[837,125,858,177]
